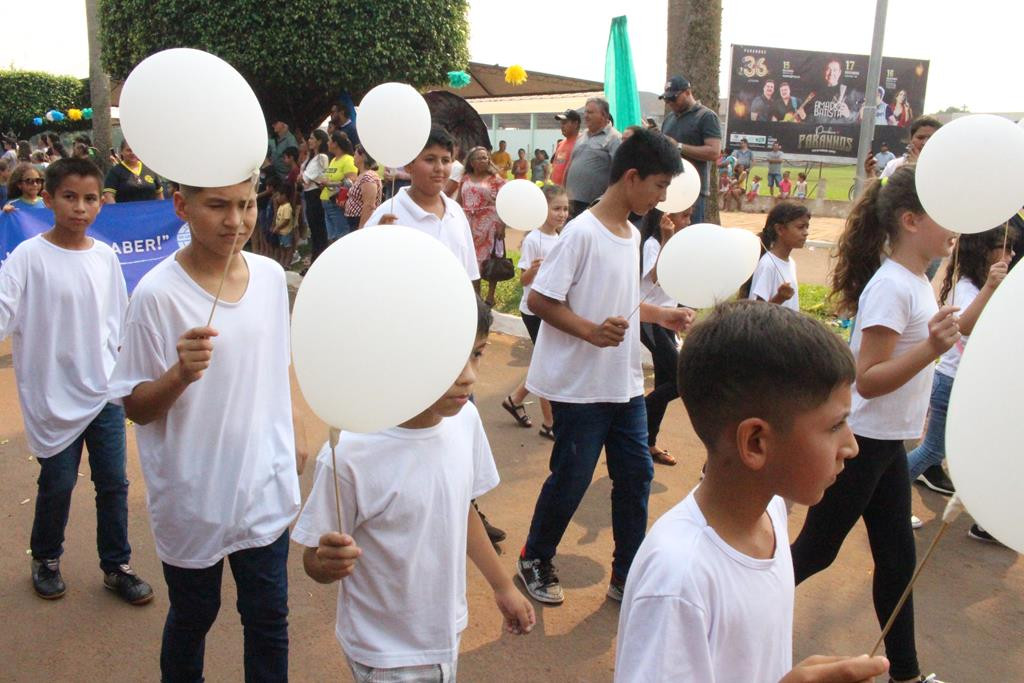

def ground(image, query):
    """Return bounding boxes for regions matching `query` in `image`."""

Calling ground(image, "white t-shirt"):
[615,493,793,683]
[108,251,300,568]
[849,258,938,440]
[301,152,329,192]
[936,278,980,379]
[517,229,560,316]
[449,160,465,183]
[291,402,499,669]
[365,187,480,280]
[525,211,644,403]
[748,251,800,312]
[640,237,675,308]
[0,235,127,457]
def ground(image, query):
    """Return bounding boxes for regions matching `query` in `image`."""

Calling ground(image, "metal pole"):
[529,113,537,158]
[491,114,498,148]
[854,0,889,198]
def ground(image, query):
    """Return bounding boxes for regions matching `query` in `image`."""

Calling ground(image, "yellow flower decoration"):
[67,109,83,121]
[504,65,527,86]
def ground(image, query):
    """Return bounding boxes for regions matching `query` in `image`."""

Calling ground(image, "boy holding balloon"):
[293,297,535,680]
[517,129,695,605]
[109,177,308,682]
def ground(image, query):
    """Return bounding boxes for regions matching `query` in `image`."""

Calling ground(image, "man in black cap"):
[551,109,581,187]
[659,75,722,223]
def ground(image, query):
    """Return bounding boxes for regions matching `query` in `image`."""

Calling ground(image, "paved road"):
[0,330,1019,681]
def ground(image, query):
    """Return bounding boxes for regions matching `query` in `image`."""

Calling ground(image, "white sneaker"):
[911,515,923,529]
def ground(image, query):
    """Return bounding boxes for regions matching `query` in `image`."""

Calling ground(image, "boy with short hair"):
[0,158,153,603]
[293,298,534,679]
[109,178,307,681]
[517,129,694,605]
[272,184,295,267]
[615,301,889,683]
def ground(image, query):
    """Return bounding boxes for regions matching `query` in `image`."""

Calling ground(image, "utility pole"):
[854,0,888,198]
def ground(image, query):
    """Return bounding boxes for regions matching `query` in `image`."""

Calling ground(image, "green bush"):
[0,70,92,138]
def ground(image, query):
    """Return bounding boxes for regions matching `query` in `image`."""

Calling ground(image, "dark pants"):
[640,322,679,447]
[524,396,653,580]
[691,195,707,224]
[30,402,131,572]
[522,313,541,344]
[161,531,290,683]
[303,188,328,264]
[791,435,919,680]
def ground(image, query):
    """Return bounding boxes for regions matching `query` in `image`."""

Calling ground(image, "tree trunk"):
[85,0,113,174]
[667,0,722,224]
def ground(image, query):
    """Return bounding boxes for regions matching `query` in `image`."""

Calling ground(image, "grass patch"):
[742,163,856,202]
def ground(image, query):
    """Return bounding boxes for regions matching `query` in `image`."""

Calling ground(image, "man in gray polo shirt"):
[659,76,722,224]
[565,97,621,218]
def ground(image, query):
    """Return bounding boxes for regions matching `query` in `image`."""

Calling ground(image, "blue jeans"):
[322,200,349,242]
[524,396,653,580]
[691,194,707,224]
[30,402,131,572]
[161,530,290,683]
[907,372,953,481]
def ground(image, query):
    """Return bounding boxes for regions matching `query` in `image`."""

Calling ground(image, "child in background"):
[110,178,307,682]
[791,166,957,683]
[639,206,693,467]
[746,202,810,311]
[3,162,47,212]
[616,301,888,683]
[745,175,762,203]
[517,129,694,606]
[503,185,569,440]
[907,226,1015,541]
[0,158,153,604]
[795,172,808,199]
[294,299,534,680]
[272,184,296,268]
[780,170,792,199]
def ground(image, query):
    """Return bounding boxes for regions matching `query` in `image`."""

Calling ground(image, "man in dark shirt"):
[750,80,778,121]
[659,75,722,224]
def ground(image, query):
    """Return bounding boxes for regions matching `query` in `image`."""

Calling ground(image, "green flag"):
[604,16,642,130]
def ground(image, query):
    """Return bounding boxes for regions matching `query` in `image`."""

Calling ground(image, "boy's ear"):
[172,190,191,223]
[734,417,771,471]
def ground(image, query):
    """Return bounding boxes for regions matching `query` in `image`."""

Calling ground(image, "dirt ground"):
[0,323,1021,681]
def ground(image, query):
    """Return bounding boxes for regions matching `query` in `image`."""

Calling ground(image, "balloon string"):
[758,236,791,285]
[1002,219,1010,255]
[870,520,950,657]
[389,176,396,217]
[206,172,259,327]
[329,428,344,534]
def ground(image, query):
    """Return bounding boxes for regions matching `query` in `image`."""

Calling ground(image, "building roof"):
[435,62,604,99]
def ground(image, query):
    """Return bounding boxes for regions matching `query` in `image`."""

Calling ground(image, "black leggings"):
[303,188,328,263]
[640,322,678,447]
[791,435,919,680]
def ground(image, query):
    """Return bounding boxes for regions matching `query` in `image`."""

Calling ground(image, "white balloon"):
[357,83,432,169]
[291,226,478,433]
[119,48,267,187]
[657,223,761,308]
[946,262,1024,553]
[496,179,548,231]
[916,114,1024,234]
[657,158,701,213]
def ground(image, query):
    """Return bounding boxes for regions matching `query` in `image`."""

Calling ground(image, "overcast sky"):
[4,1,1021,113]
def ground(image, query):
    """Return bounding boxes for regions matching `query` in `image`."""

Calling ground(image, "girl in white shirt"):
[300,129,330,263]
[502,186,568,440]
[745,201,810,311]
[907,226,1014,542]
[791,165,959,683]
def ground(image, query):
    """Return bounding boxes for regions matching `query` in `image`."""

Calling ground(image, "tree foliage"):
[0,70,92,138]
[100,0,470,133]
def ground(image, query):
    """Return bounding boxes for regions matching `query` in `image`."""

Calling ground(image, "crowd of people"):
[4,70,1022,683]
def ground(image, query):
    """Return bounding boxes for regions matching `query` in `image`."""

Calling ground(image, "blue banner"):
[0,200,188,293]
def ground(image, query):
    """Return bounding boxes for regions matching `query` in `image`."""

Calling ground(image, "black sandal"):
[502,395,532,428]
[539,424,555,441]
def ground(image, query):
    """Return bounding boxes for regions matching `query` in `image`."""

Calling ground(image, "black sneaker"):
[31,558,66,600]
[103,564,154,605]
[915,465,955,496]
[968,524,1003,545]
[473,501,506,543]
[516,551,564,604]
[606,573,625,602]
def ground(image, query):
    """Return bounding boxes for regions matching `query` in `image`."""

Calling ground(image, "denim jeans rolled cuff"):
[524,396,653,580]
[30,402,131,572]
[161,530,290,683]
[907,372,954,481]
